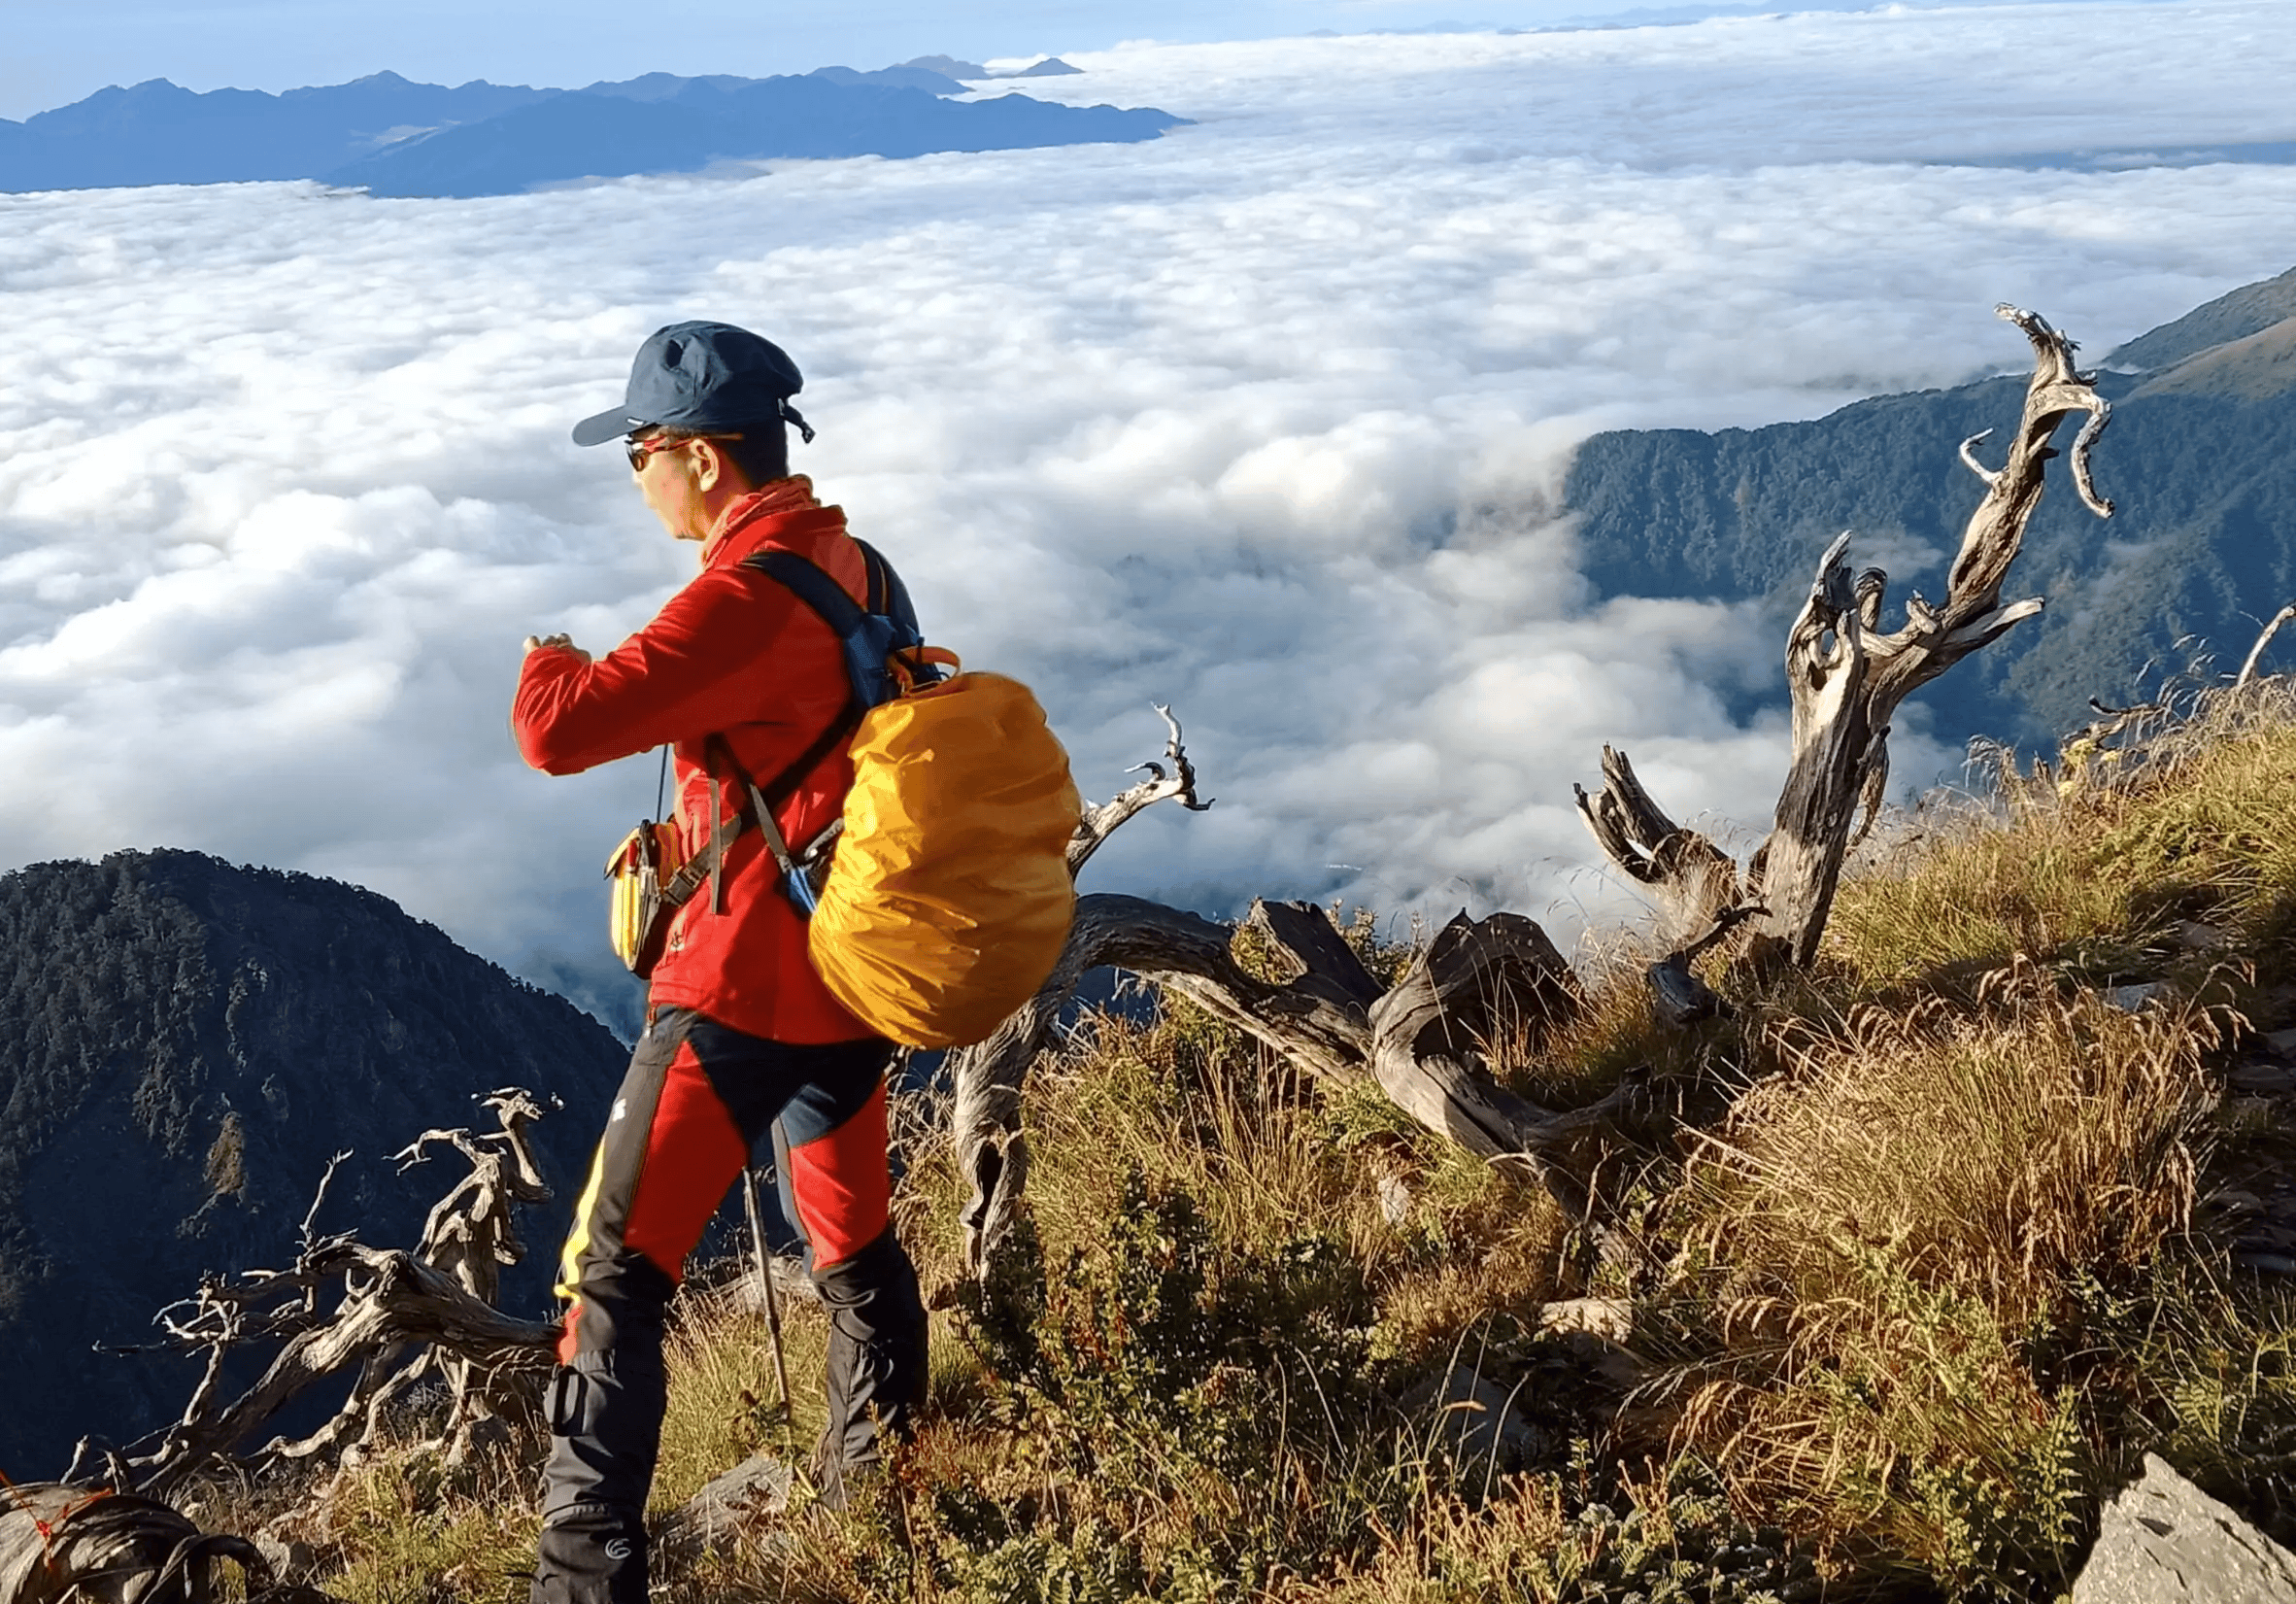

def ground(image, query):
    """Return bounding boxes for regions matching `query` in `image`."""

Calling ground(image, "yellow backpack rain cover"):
[744,541,1081,1049]
[810,672,1081,1048]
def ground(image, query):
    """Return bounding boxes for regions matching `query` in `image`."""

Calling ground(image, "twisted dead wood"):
[71,1091,561,1497]
[1580,304,2116,973]
[1573,746,1741,949]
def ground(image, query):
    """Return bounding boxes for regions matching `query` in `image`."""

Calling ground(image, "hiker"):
[513,321,929,1604]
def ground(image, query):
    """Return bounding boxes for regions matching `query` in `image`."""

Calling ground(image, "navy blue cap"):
[571,321,814,447]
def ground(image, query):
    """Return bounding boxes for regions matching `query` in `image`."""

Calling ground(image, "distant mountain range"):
[1561,266,2296,749]
[0,850,627,1479]
[0,60,1180,199]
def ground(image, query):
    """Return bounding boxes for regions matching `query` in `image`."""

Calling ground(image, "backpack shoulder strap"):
[853,537,924,636]
[745,547,866,636]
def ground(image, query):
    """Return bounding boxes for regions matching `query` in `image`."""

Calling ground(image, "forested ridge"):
[0,849,625,1480]
[1564,266,2296,746]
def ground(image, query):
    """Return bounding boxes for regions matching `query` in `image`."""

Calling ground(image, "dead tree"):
[1578,305,2116,973]
[71,1090,561,1497]
[377,1088,559,1461]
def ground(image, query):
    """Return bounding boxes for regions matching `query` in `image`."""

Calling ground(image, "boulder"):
[2073,1453,2296,1603]
[1401,1363,1545,1488]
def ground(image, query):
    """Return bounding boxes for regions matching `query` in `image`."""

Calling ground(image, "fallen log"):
[0,1482,334,1603]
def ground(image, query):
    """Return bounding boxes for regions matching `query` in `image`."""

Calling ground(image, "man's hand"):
[523,632,593,665]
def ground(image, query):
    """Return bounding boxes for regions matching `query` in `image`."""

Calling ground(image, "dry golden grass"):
[1828,684,2296,992]
[1651,973,2221,1591]
[1284,1479,1571,1603]
[651,1290,830,1511]
[263,1438,543,1604]
[1698,976,2215,1330]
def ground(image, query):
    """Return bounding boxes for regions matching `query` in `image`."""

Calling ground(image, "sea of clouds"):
[4,0,2294,1023]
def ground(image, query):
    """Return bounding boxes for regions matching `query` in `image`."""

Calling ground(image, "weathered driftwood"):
[0,1482,332,1603]
[1581,305,2116,973]
[71,1091,561,1497]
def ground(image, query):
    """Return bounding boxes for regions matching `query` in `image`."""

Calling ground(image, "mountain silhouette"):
[0,72,548,189]
[333,73,1181,198]
[0,67,1184,199]
[0,849,627,1480]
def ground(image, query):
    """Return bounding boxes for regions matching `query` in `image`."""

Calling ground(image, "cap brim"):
[571,406,649,447]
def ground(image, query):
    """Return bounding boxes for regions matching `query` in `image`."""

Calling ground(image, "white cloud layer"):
[4,1,2295,1018]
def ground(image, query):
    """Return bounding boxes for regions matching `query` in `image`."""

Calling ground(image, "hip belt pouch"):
[604,820,686,977]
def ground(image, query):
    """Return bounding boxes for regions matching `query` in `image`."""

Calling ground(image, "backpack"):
[741,539,1082,1049]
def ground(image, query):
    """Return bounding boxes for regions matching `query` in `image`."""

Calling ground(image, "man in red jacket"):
[515,322,927,1604]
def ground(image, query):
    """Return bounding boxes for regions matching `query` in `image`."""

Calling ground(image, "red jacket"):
[514,479,874,1043]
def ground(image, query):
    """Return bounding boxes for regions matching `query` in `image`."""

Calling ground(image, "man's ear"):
[690,437,725,493]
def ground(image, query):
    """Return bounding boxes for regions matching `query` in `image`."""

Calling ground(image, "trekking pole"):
[742,1165,794,1423]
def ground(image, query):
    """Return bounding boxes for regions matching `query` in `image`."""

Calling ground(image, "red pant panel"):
[785,1078,893,1268]
[621,1041,751,1278]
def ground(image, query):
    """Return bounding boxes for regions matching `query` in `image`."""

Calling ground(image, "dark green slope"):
[0,850,626,1479]
[1563,288,2296,745]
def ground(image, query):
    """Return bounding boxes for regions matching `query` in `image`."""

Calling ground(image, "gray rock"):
[1375,1172,1412,1226]
[254,1527,318,1582]
[2073,1453,2296,1603]
[655,1450,793,1563]
[2230,1061,2296,1094]
[1401,1363,1544,1487]
[1538,1296,1634,1344]
[2106,981,2169,1012]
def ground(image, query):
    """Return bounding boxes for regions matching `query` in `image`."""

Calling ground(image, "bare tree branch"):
[1066,703,1213,877]
[85,1091,563,1496]
[2238,601,2296,689]
[298,1149,353,1249]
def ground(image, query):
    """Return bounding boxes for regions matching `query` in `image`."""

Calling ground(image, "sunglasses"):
[625,430,744,472]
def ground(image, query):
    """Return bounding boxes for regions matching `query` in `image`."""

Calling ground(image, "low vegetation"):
[198,689,2296,1601]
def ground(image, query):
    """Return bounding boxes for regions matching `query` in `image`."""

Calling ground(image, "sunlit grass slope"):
[245,690,2296,1603]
